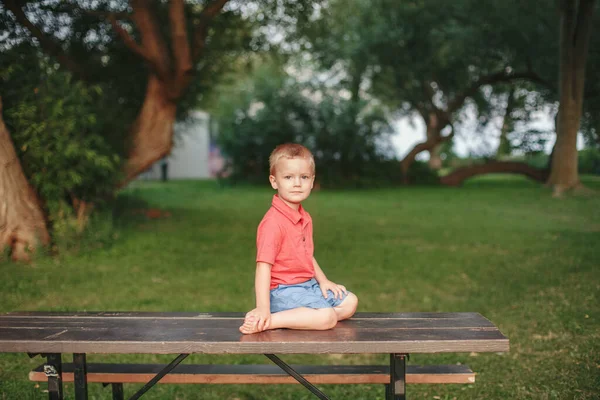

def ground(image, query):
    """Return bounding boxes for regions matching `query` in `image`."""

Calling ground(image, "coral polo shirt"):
[256,195,315,289]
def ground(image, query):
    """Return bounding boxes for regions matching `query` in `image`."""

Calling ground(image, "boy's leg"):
[333,292,358,321]
[240,307,337,334]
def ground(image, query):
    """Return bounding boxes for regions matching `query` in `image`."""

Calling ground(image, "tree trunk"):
[428,145,443,170]
[0,97,50,261]
[547,0,595,195]
[400,112,450,182]
[496,87,516,158]
[121,75,178,186]
[426,113,445,170]
[440,161,548,186]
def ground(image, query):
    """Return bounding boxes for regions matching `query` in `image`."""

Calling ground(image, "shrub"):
[214,66,398,188]
[1,45,124,250]
[406,161,440,185]
[578,148,600,174]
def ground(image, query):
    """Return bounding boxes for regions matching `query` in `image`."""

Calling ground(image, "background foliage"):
[214,62,400,187]
[0,43,124,245]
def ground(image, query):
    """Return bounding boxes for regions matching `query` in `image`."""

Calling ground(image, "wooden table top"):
[0,312,509,355]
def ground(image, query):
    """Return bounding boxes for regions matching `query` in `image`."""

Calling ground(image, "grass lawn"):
[1,175,599,399]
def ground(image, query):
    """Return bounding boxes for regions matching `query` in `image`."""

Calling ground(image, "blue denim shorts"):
[270,278,349,313]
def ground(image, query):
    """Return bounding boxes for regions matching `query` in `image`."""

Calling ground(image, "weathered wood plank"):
[0,330,509,354]
[3,312,488,320]
[29,363,476,385]
[0,312,509,354]
[0,316,496,330]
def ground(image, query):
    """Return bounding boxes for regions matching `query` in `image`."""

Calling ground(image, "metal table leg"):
[389,353,407,400]
[265,354,330,400]
[73,353,88,400]
[44,353,63,400]
[128,353,189,400]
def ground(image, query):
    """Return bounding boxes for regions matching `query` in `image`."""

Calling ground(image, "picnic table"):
[0,311,509,400]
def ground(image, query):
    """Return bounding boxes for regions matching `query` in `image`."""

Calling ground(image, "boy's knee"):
[317,308,338,330]
[345,292,358,316]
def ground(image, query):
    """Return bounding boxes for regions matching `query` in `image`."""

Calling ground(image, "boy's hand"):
[319,280,347,300]
[247,307,271,331]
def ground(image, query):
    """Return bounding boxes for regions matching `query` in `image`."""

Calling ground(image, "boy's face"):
[269,157,315,210]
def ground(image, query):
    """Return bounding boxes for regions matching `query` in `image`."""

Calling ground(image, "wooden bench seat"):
[30,362,475,385]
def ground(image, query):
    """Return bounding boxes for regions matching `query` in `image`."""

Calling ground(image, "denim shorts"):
[270,278,349,313]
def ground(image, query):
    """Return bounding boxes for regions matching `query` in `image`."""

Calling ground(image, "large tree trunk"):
[547,0,595,195]
[121,76,177,186]
[428,145,443,170]
[400,112,451,183]
[440,161,548,186]
[0,97,50,261]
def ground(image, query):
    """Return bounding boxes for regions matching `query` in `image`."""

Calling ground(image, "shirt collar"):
[271,194,306,225]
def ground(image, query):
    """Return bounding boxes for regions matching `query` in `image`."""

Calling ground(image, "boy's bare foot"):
[239,314,264,334]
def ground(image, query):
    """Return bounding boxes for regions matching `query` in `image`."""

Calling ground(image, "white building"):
[139,110,225,180]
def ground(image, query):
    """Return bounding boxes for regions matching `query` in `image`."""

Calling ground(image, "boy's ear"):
[269,175,278,189]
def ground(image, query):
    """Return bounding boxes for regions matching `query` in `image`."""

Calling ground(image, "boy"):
[239,143,358,335]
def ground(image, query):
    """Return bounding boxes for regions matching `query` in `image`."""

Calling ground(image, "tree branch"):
[440,161,548,186]
[129,0,172,81]
[201,0,230,19]
[3,0,88,80]
[447,69,551,113]
[192,0,229,62]
[169,0,193,96]
[107,14,153,64]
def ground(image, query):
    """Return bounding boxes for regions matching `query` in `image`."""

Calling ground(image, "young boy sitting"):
[239,143,358,335]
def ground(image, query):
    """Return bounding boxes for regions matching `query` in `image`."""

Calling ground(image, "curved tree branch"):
[400,124,454,182]
[129,0,172,82]
[440,161,549,186]
[107,14,153,65]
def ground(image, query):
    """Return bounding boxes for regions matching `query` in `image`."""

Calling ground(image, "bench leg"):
[73,353,88,400]
[265,354,330,400]
[44,353,63,400]
[128,353,189,400]
[389,353,407,400]
[112,383,124,400]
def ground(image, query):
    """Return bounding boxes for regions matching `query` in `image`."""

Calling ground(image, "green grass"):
[1,175,599,399]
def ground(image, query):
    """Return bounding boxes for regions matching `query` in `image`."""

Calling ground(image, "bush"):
[214,66,399,188]
[1,44,124,250]
[406,161,440,185]
[578,148,600,174]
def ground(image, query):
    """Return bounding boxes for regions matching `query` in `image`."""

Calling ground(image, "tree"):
[302,0,555,183]
[0,96,50,261]
[0,42,126,260]
[3,0,240,185]
[547,0,596,195]
[1,0,319,260]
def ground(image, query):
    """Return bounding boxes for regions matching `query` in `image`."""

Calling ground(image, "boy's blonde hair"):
[269,143,315,175]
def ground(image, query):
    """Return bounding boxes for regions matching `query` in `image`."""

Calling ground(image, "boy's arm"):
[251,262,272,330]
[312,257,329,283]
[312,257,347,300]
